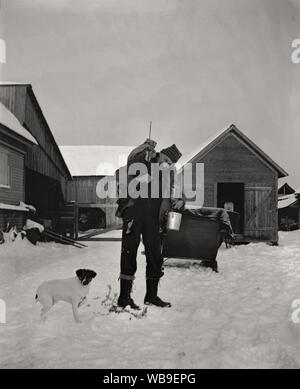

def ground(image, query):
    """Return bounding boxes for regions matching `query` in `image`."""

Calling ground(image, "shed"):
[181,124,288,244]
[60,145,134,233]
[278,188,300,231]
[278,183,295,196]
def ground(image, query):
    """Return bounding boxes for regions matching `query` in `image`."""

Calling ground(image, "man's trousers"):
[120,211,164,280]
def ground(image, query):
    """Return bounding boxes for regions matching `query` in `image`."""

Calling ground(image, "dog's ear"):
[76,269,85,281]
[89,270,97,279]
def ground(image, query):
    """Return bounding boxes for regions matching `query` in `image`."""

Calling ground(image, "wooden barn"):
[181,124,288,244]
[0,102,38,230]
[278,185,300,231]
[0,83,72,233]
[278,183,295,196]
[60,145,133,235]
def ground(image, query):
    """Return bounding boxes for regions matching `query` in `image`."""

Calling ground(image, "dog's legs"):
[72,300,82,323]
[38,297,54,322]
[40,305,53,322]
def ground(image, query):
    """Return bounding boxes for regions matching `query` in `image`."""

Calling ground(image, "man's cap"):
[160,144,182,163]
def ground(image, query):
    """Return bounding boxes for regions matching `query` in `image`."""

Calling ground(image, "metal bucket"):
[167,211,182,231]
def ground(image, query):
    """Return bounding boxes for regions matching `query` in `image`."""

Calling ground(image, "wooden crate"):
[162,214,222,262]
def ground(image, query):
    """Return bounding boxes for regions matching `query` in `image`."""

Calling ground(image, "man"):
[115,139,184,310]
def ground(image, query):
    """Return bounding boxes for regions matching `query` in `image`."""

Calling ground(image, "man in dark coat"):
[115,139,184,309]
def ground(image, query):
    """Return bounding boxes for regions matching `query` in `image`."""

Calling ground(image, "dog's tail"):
[35,294,38,302]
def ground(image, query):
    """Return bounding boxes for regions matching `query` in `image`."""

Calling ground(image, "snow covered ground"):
[1,231,300,369]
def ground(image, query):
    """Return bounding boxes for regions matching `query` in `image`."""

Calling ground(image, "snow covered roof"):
[0,82,30,85]
[0,102,38,145]
[176,124,288,178]
[176,124,230,169]
[59,145,134,176]
[0,202,29,212]
[278,193,298,209]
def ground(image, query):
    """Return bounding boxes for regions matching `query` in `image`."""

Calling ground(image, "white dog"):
[1,226,18,243]
[35,269,97,323]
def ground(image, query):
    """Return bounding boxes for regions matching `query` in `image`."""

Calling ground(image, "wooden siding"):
[0,85,27,124]
[190,133,278,242]
[0,139,26,231]
[0,143,25,204]
[244,185,277,240]
[66,176,121,228]
[24,88,70,180]
[0,85,70,202]
[25,145,67,198]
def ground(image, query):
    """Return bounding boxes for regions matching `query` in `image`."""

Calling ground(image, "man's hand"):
[144,139,157,162]
[144,139,157,150]
[172,199,185,210]
[127,139,157,164]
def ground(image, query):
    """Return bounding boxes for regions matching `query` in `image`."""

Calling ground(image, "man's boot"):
[117,278,140,310]
[144,278,171,308]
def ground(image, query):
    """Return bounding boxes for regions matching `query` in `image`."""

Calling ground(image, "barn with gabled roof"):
[182,124,288,244]
[60,145,134,235]
[0,83,72,234]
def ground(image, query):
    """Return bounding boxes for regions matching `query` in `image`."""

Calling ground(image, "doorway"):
[78,207,106,232]
[217,183,244,233]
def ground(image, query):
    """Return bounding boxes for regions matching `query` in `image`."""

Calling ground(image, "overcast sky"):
[0,0,300,186]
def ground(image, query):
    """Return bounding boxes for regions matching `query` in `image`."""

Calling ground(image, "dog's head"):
[76,269,97,286]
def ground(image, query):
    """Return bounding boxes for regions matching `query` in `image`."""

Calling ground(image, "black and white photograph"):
[0,0,300,372]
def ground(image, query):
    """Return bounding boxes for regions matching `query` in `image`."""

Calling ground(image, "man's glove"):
[144,138,157,150]
[172,199,185,210]
[127,139,157,164]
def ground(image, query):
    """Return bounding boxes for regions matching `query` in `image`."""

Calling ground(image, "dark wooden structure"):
[278,186,300,231]
[182,124,288,244]
[65,176,120,234]
[0,83,72,233]
[162,213,223,271]
[60,146,133,234]
[278,183,295,196]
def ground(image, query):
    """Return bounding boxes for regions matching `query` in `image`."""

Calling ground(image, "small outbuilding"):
[278,186,300,231]
[181,124,288,244]
[60,145,134,235]
[278,183,295,196]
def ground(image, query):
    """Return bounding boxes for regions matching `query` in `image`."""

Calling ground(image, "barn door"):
[244,186,276,241]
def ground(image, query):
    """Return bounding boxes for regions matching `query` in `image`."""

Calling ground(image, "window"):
[0,151,10,187]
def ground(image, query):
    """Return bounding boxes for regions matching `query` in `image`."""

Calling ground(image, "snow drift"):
[1,231,300,368]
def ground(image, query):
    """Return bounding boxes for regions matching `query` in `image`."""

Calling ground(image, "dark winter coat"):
[115,141,184,226]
